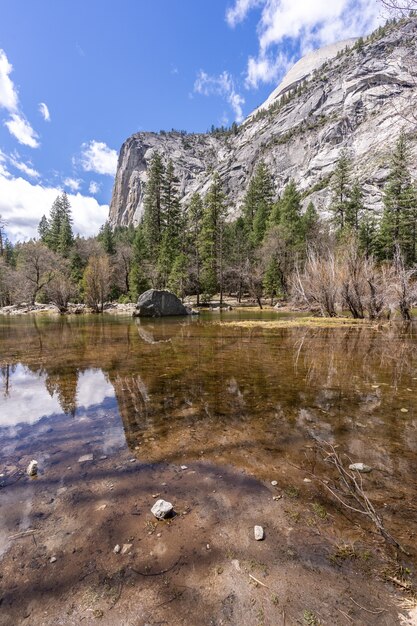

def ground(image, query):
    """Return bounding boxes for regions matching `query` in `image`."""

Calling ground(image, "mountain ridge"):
[109,18,417,228]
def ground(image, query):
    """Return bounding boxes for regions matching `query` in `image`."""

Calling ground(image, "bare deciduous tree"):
[292,248,339,317]
[16,241,56,305]
[82,255,111,313]
[45,262,76,313]
[379,0,417,15]
[386,245,417,320]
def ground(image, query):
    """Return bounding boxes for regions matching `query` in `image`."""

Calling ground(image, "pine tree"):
[278,180,303,246]
[143,151,165,253]
[158,160,182,286]
[129,224,149,299]
[168,253,188,299]
[98,221,116,255]
[38,215,50,243]
[199,173,227,302]
[346,179,365,231]
[263,257,281,305]
[302,201,320,242]
[187,193,204,305]
[43,193,74,255]
[242,161,274,246]
[330,149,352,231]
[378,132,413,260]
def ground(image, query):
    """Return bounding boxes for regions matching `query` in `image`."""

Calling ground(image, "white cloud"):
[0,49,18,112]
[10,157,39,179]
[0,49,40,148]
[194,70,245,122]
[89,181,100,194]
[226,0,384,88]
[4,113,39,148]
[0,171,109,241]
[226,0,263,27]
[38,102,50,122]
[64,177,82,192]
[80,140,118,176]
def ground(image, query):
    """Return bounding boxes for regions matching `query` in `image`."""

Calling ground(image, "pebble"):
[400,408,409,413]
[180,465,188,470]
[254,525,265,541]
[151,499,174,520]
[121,543,132,555]
[349,462,372,473]
[273,495,282,501]
[26,460,38,477]
[129,458,136,463]
[96,504,107,511]
[303,478,312,483]
[49,556,57,563]
[113,544,121,554]
[99,455,107,460]
[78,454,93,463]
[271,480,278,486]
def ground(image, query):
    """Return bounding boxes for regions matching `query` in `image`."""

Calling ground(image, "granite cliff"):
[109,19,417,228]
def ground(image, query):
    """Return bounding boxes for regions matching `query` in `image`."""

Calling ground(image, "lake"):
[0,313,416,625]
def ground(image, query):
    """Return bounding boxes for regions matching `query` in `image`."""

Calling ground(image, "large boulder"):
[134,289,189,317]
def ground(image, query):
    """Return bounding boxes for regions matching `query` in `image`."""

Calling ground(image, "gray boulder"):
[134,289,189,318]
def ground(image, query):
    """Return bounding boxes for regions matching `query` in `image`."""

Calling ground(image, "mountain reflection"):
[0,315,416,479]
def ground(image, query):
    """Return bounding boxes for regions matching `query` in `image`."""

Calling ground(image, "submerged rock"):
[254,526,265,541]
[26,460,38,476]
[349,462,372,473]
[151,498,174,519]
[134,289,189,318]
[78,454,94,463]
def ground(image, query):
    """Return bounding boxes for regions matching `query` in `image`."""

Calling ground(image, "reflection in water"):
[0,364,114,427]
[0,315,417,490]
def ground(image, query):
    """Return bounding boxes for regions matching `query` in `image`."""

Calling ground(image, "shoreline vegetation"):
[0,299,411,329]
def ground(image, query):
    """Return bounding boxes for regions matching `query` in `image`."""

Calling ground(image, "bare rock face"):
[109,19,417,227]
[134,289,189,317]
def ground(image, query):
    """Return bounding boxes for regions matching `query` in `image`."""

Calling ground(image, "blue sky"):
[0,0,383,241]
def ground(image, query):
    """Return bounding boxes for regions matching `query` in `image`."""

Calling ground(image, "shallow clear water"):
[1,313,417,537]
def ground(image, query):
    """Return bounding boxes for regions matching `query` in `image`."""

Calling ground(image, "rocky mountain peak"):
[109,18,417,228]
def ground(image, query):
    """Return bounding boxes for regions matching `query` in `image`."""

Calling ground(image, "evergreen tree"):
[43,193,74,255]
[242,161,274,246]
[199,173,227,301]
[38,215,50,243]
[346,179,365,231]
[143,151,164,253]
[278,180,303,246]
[187,193,204,305]
[302,201,320,242]
[263,257,281,305]
[378,132,414,260]
[129,224,149,299]
[330,149,352,231]
[158,160,182,286]
[98,221,116,255]
[168,252,188,299]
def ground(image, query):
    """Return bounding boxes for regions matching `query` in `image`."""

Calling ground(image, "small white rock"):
[78,454,93,463]
[113,544,121,554]
[121,543,132,554]
[151,499,174,520]
[303,478,312,483]
[349,463,372,473]
[271,480,278,486]
[50,556,57,563]
[180,465,188,470]
[254,526,265,541]
[27,460,38,476]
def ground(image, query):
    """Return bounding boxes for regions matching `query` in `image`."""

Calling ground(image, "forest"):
[0,131,416,319]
